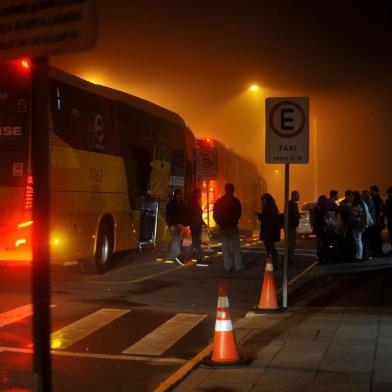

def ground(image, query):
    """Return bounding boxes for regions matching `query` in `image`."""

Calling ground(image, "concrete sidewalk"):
[172,257,392,392]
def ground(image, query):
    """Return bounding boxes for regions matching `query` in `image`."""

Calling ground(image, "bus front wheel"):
[84,222,114,274]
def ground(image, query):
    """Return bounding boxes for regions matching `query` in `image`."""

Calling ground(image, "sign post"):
[0,1,96,390]
[265,97,309,309]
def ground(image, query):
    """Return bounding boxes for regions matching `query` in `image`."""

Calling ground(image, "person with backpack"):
[257,193,282,270]
[165,188,188,265]
[213,183,243,272]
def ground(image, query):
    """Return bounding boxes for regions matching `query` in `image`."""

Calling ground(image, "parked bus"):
[0,60,196,273]
[196,137,266,234]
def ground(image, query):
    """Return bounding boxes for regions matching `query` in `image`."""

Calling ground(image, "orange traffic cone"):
[203,283,246,366]
[254,256,280,312]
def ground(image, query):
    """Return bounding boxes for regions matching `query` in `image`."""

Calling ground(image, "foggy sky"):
[51,0,392,206]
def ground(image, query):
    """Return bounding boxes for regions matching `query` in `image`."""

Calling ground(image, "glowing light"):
[51,338,62,349]
[249,84,260,92]
[206,137,211,143]
[15,239,27,247]
[18,221,33,228]
[20,58,31,70]
[273,169,279,175]
[52,238,60,246]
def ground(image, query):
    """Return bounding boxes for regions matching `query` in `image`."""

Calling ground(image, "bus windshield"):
[0,62,30,187]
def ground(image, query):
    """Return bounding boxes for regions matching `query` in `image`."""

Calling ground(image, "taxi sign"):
[265,97,309,164]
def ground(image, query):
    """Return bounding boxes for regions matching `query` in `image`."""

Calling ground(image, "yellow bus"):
[0,60,196,273]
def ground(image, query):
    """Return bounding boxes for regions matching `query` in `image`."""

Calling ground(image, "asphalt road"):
[0,238,317,391]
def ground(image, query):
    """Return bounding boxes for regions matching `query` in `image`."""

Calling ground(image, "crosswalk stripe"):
[0,304,33,328]
[51,308,130,349]
[122,313,206,356]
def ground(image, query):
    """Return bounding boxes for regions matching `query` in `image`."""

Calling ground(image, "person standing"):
[311,195,329,264]
[369,185,385,257]
[350,191,365,261]
[325,189,339,262]
[362,190,375,260]
[336,190,353,262]
[165,188,187,265]
[213,183,243,272]
[188,188,209,266]
[384,186,392,255]
[257,193,281,270]
[288,190,300,265]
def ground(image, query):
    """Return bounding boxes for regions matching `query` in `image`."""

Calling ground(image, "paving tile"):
[323,350,374,361]
[194,383,253,392]
[313,371,371,385]
[279,342,329,354]
[256,368,316,386]
[329,337,377,346]
[204,369,262,384]
[333,329,378,339]
[308,384,369,392]
[173,369,212,392]
[374,360,392,373]
[373,371,392,383]
[251,384,306,392]
[327,343,375,354]
[319,359,373,373]
[372,383,392,392]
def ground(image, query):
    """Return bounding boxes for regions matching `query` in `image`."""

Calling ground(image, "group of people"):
[311,186,392,263]
[165,183,243,271]
[165,183,392,270]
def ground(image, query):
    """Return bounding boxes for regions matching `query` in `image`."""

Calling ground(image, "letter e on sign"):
[265,97,309,164]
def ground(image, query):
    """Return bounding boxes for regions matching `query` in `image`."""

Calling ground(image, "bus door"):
[139,197,159,248]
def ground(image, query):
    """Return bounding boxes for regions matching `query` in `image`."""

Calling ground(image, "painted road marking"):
[0,346,185,365]
[122,313,206,356]
[0,304,56,328]
[0,304,33,328]
[51,308,130,349]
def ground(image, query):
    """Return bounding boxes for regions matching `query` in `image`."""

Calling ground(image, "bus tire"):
[84,222,114,274]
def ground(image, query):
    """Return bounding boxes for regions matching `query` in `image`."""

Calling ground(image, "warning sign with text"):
[0,0,96,61]
[196,148,218,180]
[265,97,309,164]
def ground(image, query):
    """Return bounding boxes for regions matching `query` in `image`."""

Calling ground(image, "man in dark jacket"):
[288,190,300,265]
[370,185,385,257]
[213,183,243,272]
[188,188,209,266]
[165,188,187,265]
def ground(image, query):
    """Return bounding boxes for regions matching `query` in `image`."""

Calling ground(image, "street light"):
[249,84,260,92]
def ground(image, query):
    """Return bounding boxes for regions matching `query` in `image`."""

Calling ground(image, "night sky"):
[51,0,392,206]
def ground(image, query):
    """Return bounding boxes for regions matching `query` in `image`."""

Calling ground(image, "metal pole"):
[206,180,210,228]
[283,163,290,309]
[31,57,52,391]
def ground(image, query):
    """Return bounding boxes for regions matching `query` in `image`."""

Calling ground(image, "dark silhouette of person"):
[257,193,281,269]
[213,183,243,272]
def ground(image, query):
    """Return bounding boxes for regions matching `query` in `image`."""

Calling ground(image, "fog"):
[51,0,392,208]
